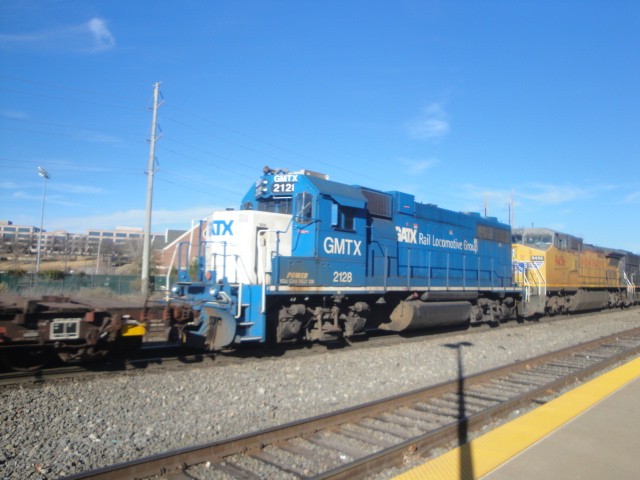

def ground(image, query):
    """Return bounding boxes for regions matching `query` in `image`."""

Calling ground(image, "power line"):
[0,74,148,105]
[2,77,391,189]
[0,159,143,175]
[158,140,259,179]
[162,114,284,164]
[163,101,400,187]
[0,117,146,140]
[0,87,148,113]
[154,175,243,203]
[1,77,417,198]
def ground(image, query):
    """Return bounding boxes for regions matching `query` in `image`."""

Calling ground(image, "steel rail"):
[62,326,640,480]
[315,330,640,479]
[4,306,634,381]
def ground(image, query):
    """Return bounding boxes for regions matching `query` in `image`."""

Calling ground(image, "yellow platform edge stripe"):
[393,354,640,480]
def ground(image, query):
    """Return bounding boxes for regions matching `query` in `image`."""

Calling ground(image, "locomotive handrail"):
[262,281,267,314]
[257,230,270,313]
[384,246,389,291]
[623,272,635,299]
[491,258,494,287]
[166,241,189,301]
[530,262,545,298]
[462,254,465,289]
[217,290,232,304]
[257,227,288,314]
[520,271,530,295]
[519,261,546,302]
[206,242,252,285]
[406,248,412,289]
[446,253,450,289]
[235,284,243,319]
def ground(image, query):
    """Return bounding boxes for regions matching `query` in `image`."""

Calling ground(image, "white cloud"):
[622,191,640,204]
[398,157,440,174]
[56,183,107,195]
[519,184,614,205]
[461,184,513,203]
[77,132,123,145]
[406,103,450,141]
[11,191,73,207]
[0,17,115,53]
[445,182,616,213]
[12,191,36,200]
[49,206,220,233]
[86,18,115,51]
[0,110,29,120]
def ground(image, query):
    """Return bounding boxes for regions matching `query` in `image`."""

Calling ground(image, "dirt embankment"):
[0,255,138,275]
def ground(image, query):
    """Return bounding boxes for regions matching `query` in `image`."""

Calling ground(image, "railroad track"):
[2,308,634,387]
[63,326,640,480]
[0,345,217,387]
[0,316,504,387]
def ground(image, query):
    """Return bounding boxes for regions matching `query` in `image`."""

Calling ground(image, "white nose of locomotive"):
[204,210,293,285]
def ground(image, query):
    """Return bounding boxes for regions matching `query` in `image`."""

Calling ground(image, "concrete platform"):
[394,355,640,480]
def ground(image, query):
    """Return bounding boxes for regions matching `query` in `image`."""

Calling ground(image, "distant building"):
[157,222,208,277]
[0,220,183,259]
[0,221,40,252]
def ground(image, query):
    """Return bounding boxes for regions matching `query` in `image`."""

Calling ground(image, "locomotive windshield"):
[523,234,553,250]
[254,197,293,214]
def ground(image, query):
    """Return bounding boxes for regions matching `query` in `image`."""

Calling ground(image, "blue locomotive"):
[167,167,520,350]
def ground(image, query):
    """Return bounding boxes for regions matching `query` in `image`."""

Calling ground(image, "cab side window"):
[294,192,313,223]
[331,204,356,231]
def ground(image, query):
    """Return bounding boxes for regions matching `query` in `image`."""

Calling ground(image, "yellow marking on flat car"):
[121,324,146,336]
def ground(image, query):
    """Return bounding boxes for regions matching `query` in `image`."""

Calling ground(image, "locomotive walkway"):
[396,354,640,480]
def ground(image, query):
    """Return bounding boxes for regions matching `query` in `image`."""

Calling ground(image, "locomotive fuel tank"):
[381,300,471,331]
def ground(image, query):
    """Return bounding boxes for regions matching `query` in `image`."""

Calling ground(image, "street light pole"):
[36,166,50,273]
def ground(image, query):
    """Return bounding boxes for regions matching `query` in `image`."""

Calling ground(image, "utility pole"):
[142,82,162,297]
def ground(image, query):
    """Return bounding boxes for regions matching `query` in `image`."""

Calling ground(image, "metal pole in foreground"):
[36,166,50,273]
[142,82,162,297]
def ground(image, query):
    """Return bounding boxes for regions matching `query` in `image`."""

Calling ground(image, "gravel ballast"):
[2,309,640,479]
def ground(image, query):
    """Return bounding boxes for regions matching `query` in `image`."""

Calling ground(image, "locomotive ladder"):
[623,272,636,302]
[522,262,546,302]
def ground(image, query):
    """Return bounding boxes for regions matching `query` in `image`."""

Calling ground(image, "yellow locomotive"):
[512,228,634,316]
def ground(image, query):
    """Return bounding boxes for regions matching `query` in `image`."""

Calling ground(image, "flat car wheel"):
[2,347,54,371]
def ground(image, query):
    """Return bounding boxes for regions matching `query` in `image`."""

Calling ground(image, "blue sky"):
[1,1,638,252]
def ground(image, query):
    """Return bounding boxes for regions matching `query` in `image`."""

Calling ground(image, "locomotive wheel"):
[1,347,54,371]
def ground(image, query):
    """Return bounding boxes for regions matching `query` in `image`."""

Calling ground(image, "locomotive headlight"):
[209,287,219,297]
